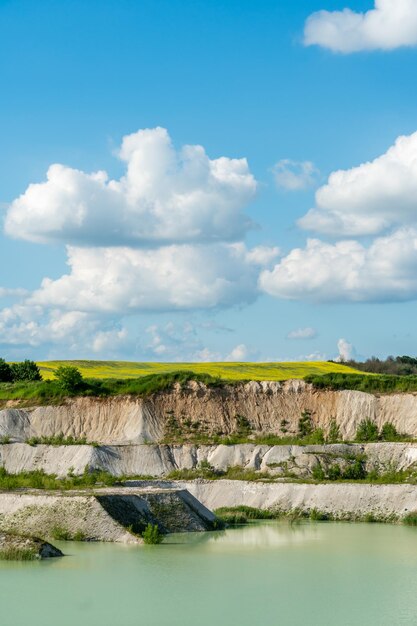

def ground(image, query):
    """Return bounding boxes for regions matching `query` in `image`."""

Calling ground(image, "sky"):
[1,0,417,362]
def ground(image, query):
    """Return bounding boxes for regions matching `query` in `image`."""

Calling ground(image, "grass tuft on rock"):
[0,546,38,561]
[51,526,86,541]
[0,466,120,490]
[403,512,417,526]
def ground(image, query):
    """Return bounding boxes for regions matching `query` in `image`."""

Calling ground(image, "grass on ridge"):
[0,467,121,490]
[36,360,359,381]
[0,371,224,406]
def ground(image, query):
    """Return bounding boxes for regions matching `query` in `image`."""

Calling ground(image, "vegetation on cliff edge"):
[305,372,417,393]
[0,370,225,405]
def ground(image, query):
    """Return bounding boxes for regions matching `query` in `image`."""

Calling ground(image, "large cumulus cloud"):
[5,127,256,246]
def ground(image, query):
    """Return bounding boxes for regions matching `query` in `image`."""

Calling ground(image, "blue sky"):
[1,0,417,362]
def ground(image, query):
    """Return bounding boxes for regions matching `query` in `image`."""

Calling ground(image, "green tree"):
[0,358,13,383]
[11,360,42,382]
[55,366,83,393]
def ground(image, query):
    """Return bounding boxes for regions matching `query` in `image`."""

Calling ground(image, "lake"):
[1,522,417,626]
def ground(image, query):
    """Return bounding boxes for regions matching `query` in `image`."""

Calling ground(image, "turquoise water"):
[2,522,417,626]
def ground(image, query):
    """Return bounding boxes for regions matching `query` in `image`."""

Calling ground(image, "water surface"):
[1,522,417,626]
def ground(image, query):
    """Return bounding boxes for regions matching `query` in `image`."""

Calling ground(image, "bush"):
[327,419,340,443]
[298,410,313,437]
[55,366,84,393]
[327,464,342,481]
[142,523,163,544]
[10,360,42,382]
[355,418,379,442]
[51,526,86,541]
[0,358,13,383]
[342,459,367,480]
[307,428,325,444]
[235,414,251,435]
[380,422,399,441]
[312,455,367,481]
[310,508,331,521]
[51,526,72,541]
[312,464,325,480]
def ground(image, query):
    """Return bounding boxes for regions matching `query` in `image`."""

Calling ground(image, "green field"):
[37,360,360,381]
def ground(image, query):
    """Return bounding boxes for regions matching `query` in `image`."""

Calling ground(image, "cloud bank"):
[304,0,417,53]
[1,128,281,358]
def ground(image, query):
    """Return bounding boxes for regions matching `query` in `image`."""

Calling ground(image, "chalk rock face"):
[179,480,417,521]
[1,380,417,445]
[2,441,417,479]
[0,532,63,559]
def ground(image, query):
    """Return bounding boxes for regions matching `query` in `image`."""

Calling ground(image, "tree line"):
[343,355,417,376]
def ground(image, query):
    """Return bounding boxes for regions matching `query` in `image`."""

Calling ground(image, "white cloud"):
[245,245,280,265]
[299,351,327,361]
[0,300,134,359]
[304,0,417,53]
[5,127,256,247]
[199,320,234,333]
[259,228,417,303]
[299,131,417,237]
[193,347,221,362]
[0,305,115,352]
[145,323,188,358]
[272,159,319,191]
[143,323,251,362]
[91,328,129,354]
[287,327,317,340]
[194,343,251,362]
[336,338,355,362]
[0,287,28,298]
[27,242,275,314]
[225,344,248,361]
[263,130,417,305]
